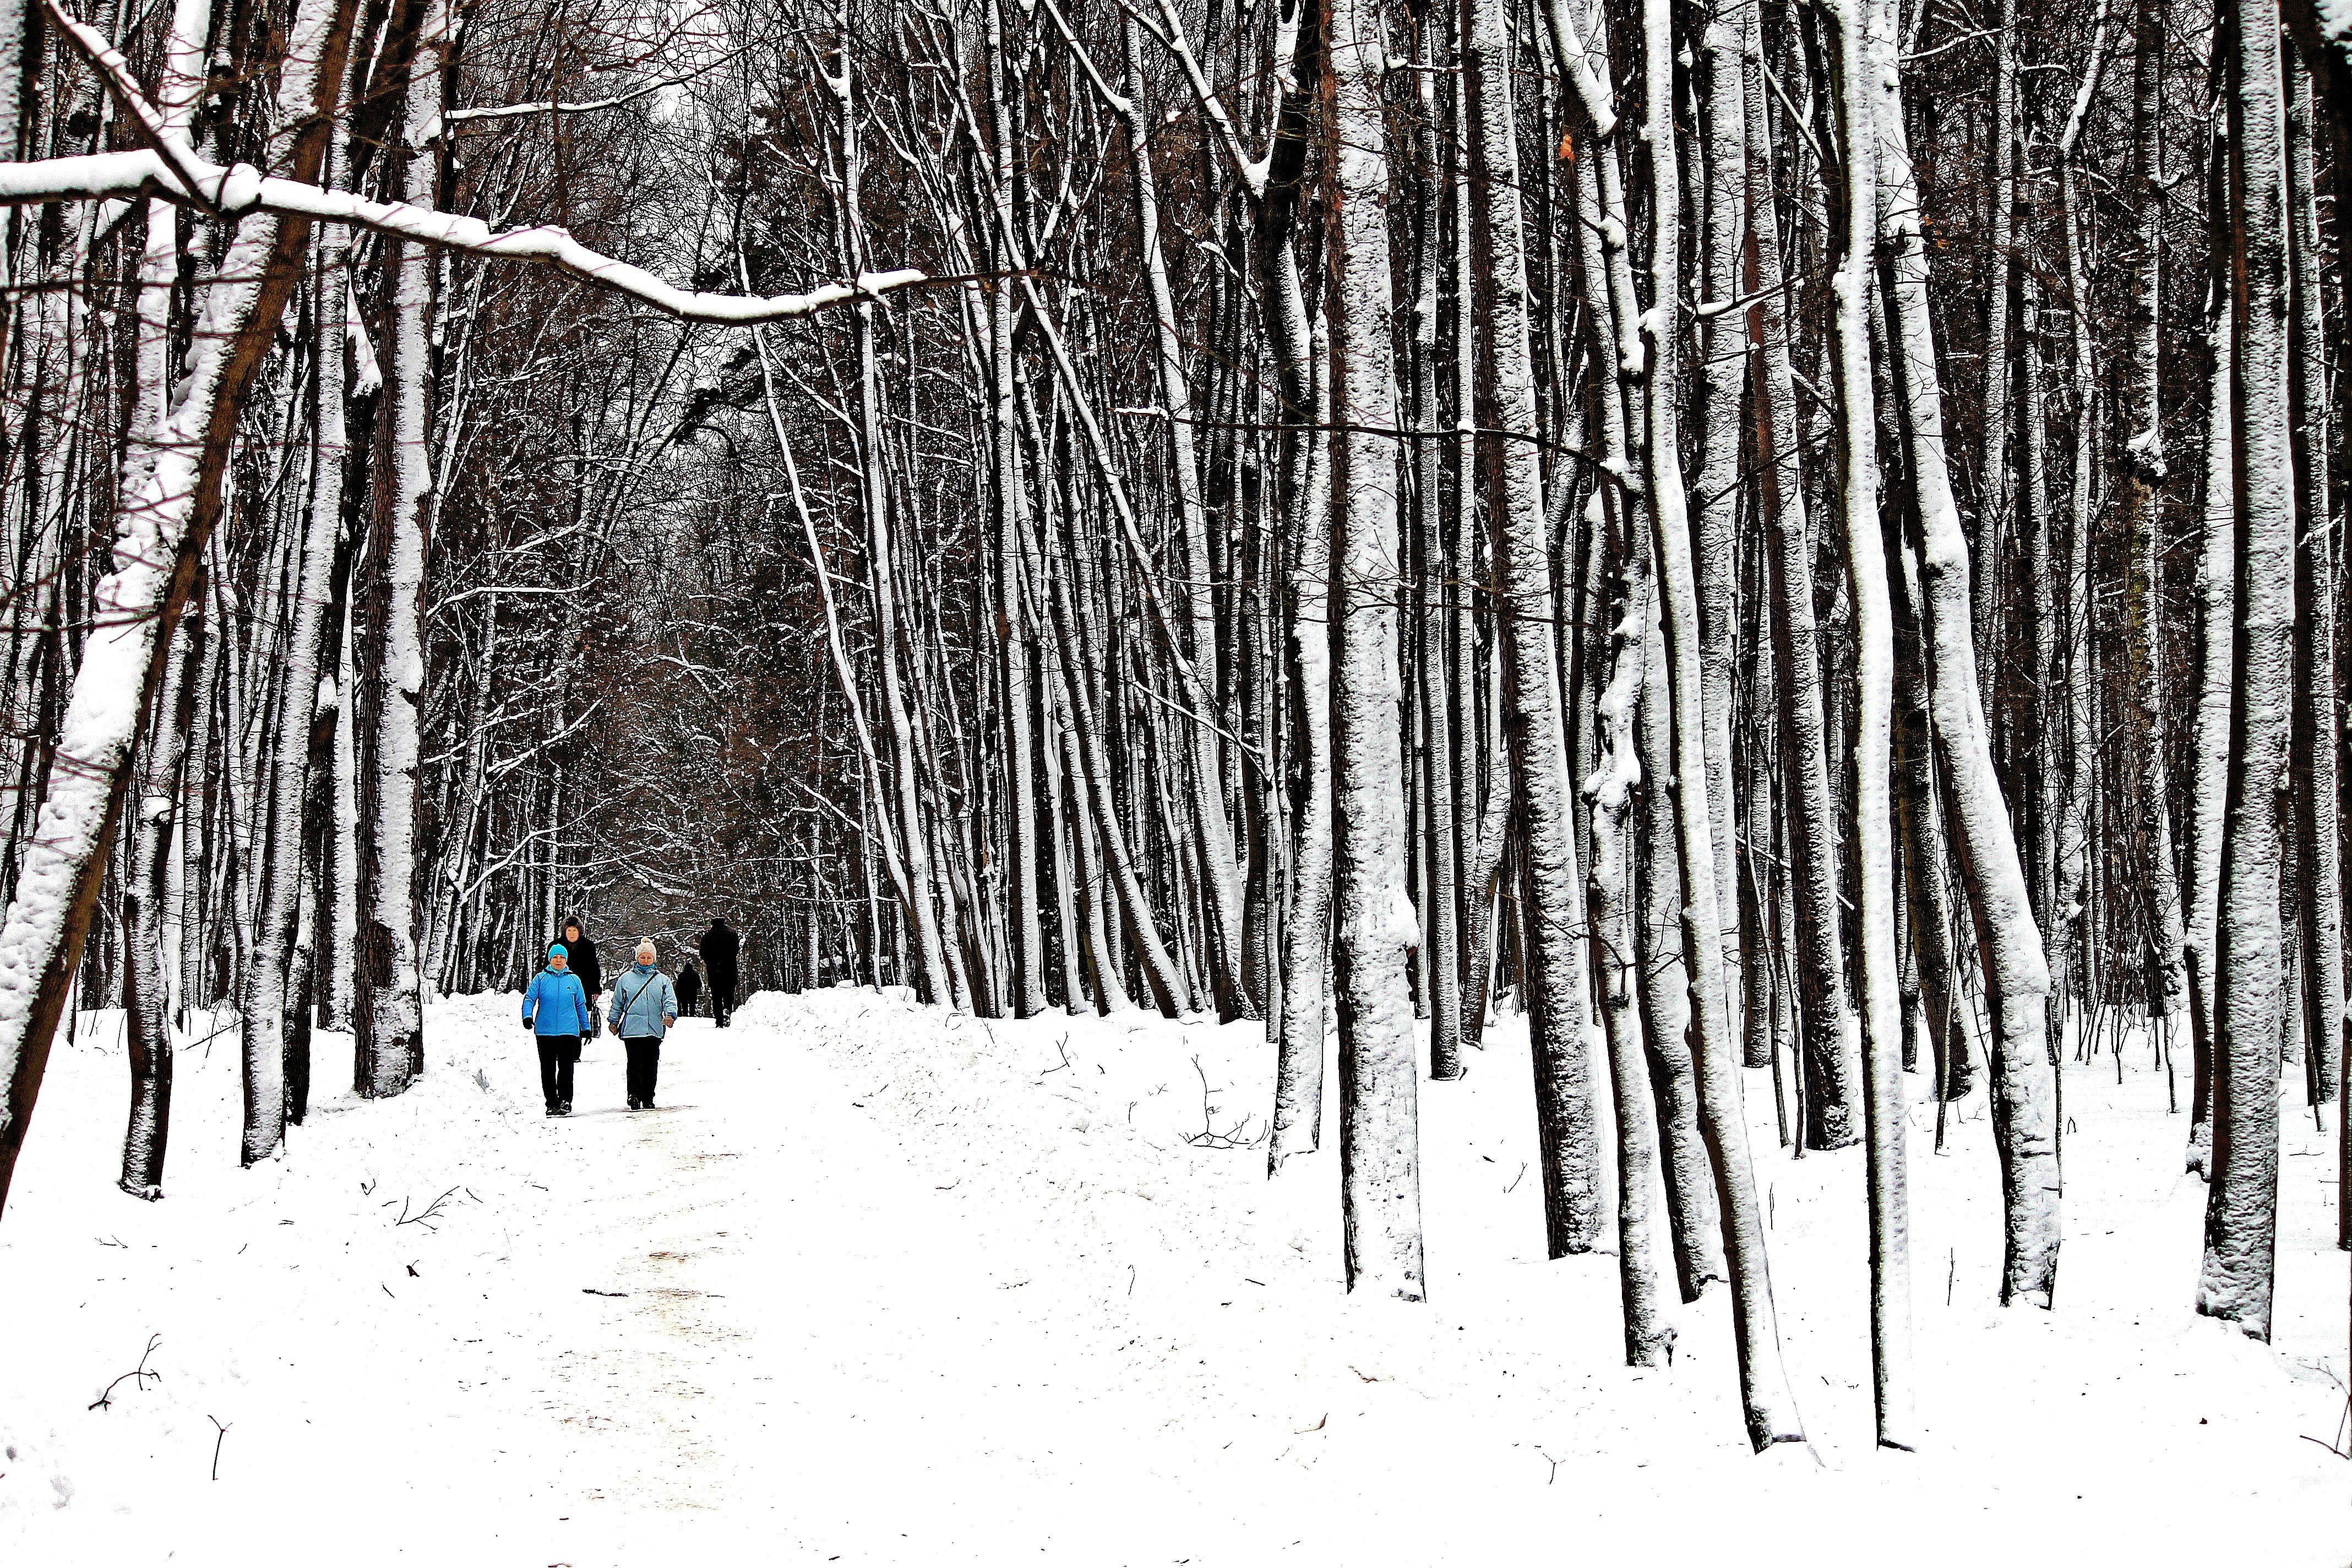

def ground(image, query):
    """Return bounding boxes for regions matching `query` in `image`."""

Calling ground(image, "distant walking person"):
[522,943,594,1117]
[609,939,679,1111]
[676,960,702,1017]
[699,917,741,1028]
[557,916,603,1026]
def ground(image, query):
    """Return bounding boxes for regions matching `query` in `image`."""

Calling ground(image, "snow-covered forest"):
[1,0,2349,1555]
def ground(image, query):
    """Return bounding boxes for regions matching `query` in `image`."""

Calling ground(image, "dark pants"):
[624,1037,661,1105]
[536,1035,580,1110]
[712,976,736,1028]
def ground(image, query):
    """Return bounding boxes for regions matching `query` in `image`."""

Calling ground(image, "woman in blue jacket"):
[608,939,679,1111]
[522,943,594,1116]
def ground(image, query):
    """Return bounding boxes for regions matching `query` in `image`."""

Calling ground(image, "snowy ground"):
[2,988,2346,1565]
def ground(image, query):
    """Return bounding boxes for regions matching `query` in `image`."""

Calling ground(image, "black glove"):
[522,1016,536,1032]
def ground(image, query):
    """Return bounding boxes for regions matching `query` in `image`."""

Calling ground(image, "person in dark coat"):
[699,917,741,1028]
[558,917,603,1026]
[676,960,703,1017]
[521,943,594,1116]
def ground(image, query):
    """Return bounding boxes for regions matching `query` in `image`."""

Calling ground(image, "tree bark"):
[1330,0,1424,1301]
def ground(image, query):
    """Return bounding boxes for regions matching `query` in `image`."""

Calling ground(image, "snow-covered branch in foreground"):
[0,150,924,324]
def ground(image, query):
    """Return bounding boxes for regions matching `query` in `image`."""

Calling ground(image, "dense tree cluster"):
[0,0,2345,1450]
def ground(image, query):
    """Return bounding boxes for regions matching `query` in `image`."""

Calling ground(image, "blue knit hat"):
[547,943,568,960]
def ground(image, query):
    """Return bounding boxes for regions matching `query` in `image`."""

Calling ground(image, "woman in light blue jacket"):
[608,939,679,1111]
[522,944,594,1116]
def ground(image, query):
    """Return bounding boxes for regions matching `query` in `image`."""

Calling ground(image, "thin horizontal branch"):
[0,148,924,322]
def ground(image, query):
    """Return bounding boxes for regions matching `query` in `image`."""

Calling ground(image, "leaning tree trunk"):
[1876,12,2062,1307]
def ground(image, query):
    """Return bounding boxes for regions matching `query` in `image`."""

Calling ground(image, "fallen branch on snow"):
[89,1333,162,1409]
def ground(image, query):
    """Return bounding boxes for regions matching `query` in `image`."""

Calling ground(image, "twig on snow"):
[393,1186,462,1229]
[1180,1055,1264,1150]
[207,1415,230,1480]
[89,1334,162,1409]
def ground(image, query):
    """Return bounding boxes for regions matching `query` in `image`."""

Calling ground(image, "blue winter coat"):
[608,963,678,1039]
[522,967,594,1037]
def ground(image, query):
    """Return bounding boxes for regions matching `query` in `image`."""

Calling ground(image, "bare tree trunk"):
[1693,0,1749,1026]
[1114,10,1249,1022]
[2184,97,2236,1175]
[1472,0,1600,1257]
[983,0,1045,1019]
[1271,320,1333,1168]
[1585,525,1674,1365]
[1635,581,1728,1300]
[2197,0,2295,1339]
[1843,0,1914,1448]
[1876,4,2061,1306]
[2116,0,2191,1120]
[2284,49,2341,1108]
[1330,0,1424,1301]
[120,611,201,1197]
[355,0,444,1101]
[1638,0,1804,1448]
[241,223,352,1155]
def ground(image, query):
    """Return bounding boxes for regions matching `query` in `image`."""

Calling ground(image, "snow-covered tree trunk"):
[2283,51,2340,1108]
[1874,0,2061,1306]
[1585,527,1674,1365]
[1637,0,1804,1449]
[1845,0,1914,1447]
[1977,0,2022,714]
[1635,580,1727,1300]
[2197,0,2295,1339]
[2116,0,2190,1114]
[0,0,362,1212]
[1114,10,1249,1022]
[2050,11,2115,1064]
[239,221,351,1153]
[1692,0,1748,1022]
[112,0,213,1191]
[1472,0,1599,1257]
[1410,30,1462,1081]
[1271,319,1333,1169]
[119,612,201,1197]
[1329,0,1423,1301]
[353,0,445,1101]
[983,0,1045,1019]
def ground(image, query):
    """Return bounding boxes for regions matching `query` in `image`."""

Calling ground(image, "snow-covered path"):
[4,989,2348,1565]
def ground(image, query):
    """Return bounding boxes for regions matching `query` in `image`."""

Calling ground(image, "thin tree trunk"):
[1585,526,1675,1365]
[1843,0,1914,1447]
